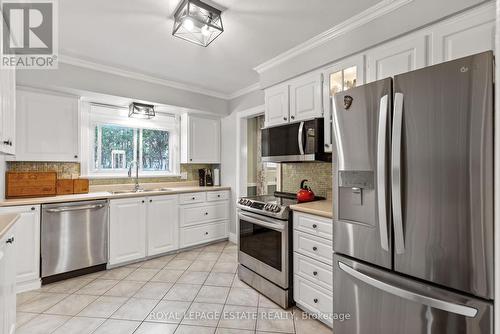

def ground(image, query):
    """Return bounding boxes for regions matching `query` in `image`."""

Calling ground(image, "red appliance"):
[296,179,315,203]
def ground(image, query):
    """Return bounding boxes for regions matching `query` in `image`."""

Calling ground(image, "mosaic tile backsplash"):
[281,162,333,197]
[7,162,215,185]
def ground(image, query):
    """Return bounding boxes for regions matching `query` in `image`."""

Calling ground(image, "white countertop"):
[0,185,231,207]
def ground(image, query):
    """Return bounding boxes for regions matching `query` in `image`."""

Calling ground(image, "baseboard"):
[16,279,41,293]
[229,232,237,244]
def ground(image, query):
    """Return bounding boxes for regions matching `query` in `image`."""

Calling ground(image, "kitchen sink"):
[111,188,173,195]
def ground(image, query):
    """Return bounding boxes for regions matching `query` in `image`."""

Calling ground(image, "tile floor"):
[16,241,332,334]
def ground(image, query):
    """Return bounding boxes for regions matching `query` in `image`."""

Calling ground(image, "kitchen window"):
[82,103,180,177]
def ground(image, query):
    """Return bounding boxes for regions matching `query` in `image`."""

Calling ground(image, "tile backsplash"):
[7,162,214,185]
[280,162,332,197]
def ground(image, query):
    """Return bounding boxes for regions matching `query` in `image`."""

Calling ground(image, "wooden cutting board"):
[56,179,74,195]
[6,172,57,198]
[73,179,89,194]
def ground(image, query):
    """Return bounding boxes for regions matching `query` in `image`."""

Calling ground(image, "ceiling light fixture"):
[172,0,223,47]
[129,102,155,119]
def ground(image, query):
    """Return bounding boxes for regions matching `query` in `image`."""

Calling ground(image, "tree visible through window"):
[93,124,170,172]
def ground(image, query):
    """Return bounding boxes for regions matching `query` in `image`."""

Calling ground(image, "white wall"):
[258,0,491,88]
[16,63,229,115]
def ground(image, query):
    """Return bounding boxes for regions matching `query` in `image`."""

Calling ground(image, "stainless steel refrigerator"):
[331,51,494,334]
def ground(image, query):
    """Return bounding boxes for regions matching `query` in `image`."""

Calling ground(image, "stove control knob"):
[274,206,281,213]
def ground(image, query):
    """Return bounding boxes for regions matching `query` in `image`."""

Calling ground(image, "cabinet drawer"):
[294,252,332,290]
[179,192,206,204]
[293,231,332,265]
[180,202,229,227]
[180,221,228,248]
[206,190,229,202]
[294,275,333,326]
[294,212,332,240]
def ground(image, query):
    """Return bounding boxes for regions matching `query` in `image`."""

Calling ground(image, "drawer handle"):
[312,246,318,251]
[313,271,318,276]
[313,298,319,304]
[312,224,317,229]
[6,237,14,244]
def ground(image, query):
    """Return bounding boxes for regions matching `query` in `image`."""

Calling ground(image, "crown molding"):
[253,0,413,74]
[228,82,261,100]
[59,54,232,100]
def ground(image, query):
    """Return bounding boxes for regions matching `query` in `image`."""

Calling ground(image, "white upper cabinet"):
[264,84,289,127]
[181,115,220,164]
[13,88,79,162]
[109,197,147,266]
[147,195,179,256]
[431,4,495,64]
[0,68,16,155]
[366,33,427,83]
[289,72,323,122]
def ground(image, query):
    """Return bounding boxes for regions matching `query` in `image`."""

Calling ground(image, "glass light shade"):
[129,102,155,119]
[173,0,223,47]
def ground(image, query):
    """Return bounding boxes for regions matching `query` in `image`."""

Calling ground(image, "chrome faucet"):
[128,161,142,192]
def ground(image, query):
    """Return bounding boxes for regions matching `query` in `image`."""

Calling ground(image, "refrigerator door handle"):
[338,261,478,318]
[377,95,389,251]
[391,92,405,254]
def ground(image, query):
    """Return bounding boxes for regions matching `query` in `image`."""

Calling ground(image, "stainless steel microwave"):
[261,119,332,162]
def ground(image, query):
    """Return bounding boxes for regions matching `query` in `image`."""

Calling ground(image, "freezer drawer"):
[333,254,493,334]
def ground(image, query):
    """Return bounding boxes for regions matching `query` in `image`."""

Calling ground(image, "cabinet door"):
[431,4,495,64]
[189,116,220,163]
[265,84,289,127]
[3,230,15,334]
[289,73,322,122]
[366,34,427,83]
[109,197,146,265]
[0,68,15,155]
[147,195,179,256]
[0,237,6,334]
[14,89,79,161]
[0,206,40,292]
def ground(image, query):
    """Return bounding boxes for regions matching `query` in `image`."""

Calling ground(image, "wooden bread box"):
[6,172,57,198]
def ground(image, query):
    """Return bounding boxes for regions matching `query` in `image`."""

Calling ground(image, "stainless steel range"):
[237,192,323,309]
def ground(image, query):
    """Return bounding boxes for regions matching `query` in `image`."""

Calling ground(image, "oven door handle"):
[238,212,285,231]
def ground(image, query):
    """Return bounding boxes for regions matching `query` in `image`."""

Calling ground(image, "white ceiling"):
[59,0,380,97]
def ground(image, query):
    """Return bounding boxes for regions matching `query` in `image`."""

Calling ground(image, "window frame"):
[81,102,180,178]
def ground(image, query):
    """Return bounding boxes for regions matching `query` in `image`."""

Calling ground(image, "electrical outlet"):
[181,172,188,180]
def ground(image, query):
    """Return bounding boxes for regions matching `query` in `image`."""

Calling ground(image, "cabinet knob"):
[313,298,319,304]
[205,232,209,235]
[190,159,193,161]
[6,237,14,244]
[283,117,287,121]
[3,140,9,145]
[74,155,78,159]
[313,271,318,276]
[142,200,145,203]
[291,116,295,120]
[217,195,221,198]
[312,224,317,229]
[205,212,208,215]
[149,199,152,203]
[312,246,318,251]
[31,207,36,211]
[192,197,196,200]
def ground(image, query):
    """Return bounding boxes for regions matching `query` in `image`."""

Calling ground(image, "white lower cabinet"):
[293,211,333,328]
[0,224,16,334]
[179,191,230,248]
[147,195,179,256]
[0,205,41,292]
[109,197,147,266]
[110,191,230,266]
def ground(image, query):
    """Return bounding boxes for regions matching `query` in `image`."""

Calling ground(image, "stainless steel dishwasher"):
[41,200,108,283]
